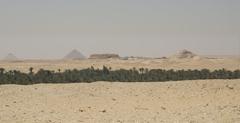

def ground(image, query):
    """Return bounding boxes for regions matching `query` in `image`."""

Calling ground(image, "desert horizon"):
[1,0,240,123]
[0,49,239,73]
[1,49,240,60]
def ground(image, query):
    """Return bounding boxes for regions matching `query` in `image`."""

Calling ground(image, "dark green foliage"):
[0,66,239,85]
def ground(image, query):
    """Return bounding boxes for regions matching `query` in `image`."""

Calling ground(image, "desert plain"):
[0,56,239,72]
[0,56,240,123]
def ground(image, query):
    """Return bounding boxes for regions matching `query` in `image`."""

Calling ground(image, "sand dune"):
[0,79,240,123]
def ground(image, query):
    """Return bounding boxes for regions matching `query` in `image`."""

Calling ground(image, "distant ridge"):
[3,53,18,61]
[63,49,86,60]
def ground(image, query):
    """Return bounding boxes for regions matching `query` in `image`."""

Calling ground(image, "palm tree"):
[139,68,144,74]
[0,68,5,74]
[29,67,34,74]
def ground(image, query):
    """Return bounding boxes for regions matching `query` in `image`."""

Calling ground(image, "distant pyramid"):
[170,49,199,59]
[63,49,86,60]
[175,49,197,59]
[3,53,18,61]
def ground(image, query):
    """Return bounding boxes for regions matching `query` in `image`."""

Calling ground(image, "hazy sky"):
[0,0,239,59]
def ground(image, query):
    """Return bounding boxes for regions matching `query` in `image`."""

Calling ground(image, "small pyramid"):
[63,49,86,60]
[3,53,18,61]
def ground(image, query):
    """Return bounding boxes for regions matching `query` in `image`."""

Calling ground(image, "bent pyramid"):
[3,53,18,61]
[170,49,198,59]
[176,49,197,58]
[63,49,86,60]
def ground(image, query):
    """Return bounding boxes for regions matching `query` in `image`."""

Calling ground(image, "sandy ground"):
[0,79,240,123]
[0,57,239,72]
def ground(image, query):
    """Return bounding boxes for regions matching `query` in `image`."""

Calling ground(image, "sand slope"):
[0,79,240,123]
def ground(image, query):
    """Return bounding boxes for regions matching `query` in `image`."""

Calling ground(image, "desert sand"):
[0,54,239,123]
[0,57,239,73]
[0,79,240,123]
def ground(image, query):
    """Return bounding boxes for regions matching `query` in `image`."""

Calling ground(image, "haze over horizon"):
[0,0,239,59]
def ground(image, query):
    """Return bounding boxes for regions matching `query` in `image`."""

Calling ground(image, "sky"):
[0,0,239,59]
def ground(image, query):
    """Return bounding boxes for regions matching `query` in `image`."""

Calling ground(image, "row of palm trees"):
[0,66,239,85]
